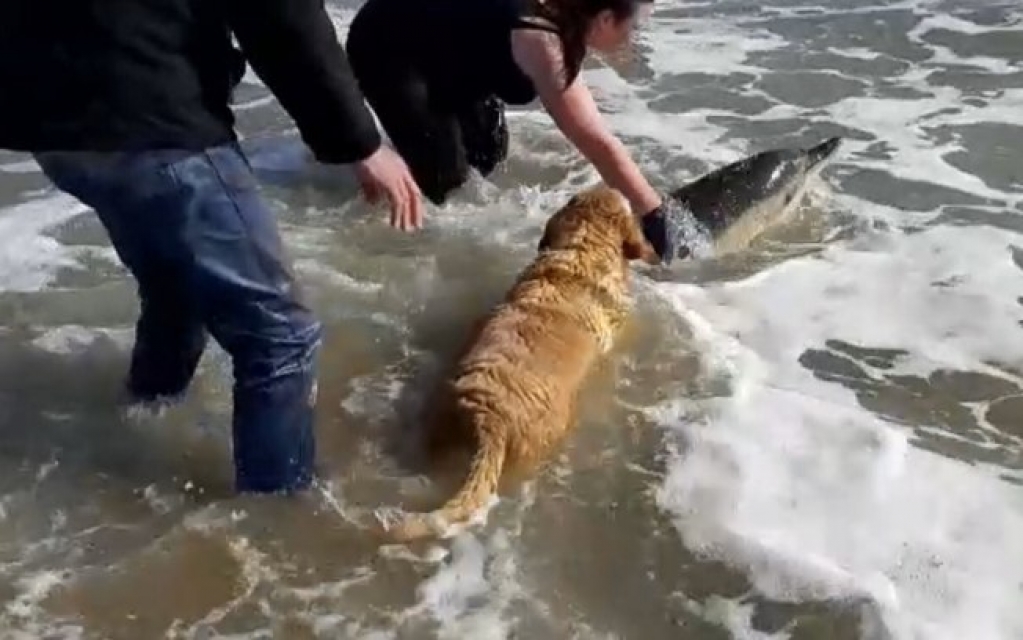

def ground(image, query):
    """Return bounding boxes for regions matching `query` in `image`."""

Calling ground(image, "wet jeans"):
[34,144,321,494]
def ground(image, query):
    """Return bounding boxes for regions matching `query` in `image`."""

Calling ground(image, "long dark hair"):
[526,0,651,87]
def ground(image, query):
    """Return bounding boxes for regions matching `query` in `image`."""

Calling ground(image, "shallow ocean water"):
[1,1,1022,638]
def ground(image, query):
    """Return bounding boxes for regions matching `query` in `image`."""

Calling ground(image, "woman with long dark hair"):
[346,0,687,262]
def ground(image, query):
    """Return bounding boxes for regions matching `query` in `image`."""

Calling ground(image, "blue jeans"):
[34,144,321,494]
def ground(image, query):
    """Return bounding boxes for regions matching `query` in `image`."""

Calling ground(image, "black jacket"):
[0,0,381,164]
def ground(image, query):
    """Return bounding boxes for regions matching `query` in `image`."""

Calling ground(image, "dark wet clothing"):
[347,0,563,203]
[0,0,381,164]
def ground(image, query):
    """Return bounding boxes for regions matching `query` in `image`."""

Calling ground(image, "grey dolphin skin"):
[668,136,843,258]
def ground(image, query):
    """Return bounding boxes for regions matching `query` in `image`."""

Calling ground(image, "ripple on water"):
[919,25,1023,66]
[647,85,777,117]
[835,167,998,212]
[749,49,915,79]
[758,71,871,110]
[929,205,1023,238]
[935,123,1023,194]
[925,67,1023,95]
[756,9,937,63]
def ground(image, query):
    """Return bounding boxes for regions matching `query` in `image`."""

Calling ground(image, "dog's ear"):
[622,217,661,265]
[623,236,660,264]
[538,193,582,252]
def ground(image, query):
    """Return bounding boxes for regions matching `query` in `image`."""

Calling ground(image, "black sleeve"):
[223,0,381,165]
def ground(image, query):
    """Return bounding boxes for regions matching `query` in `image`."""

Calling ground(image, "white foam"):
[412,535,514,640]
[401,498,547,640]
[911,12,1023,38]
[683,595,788,640]
[907,14,1022,76]
[649,222,1023,639]
[0,193,89,293]
[830,47,883,61]
[640,16,789,78]
[293,259,384,294]
[29,325,133,355]
[3,569,74,639]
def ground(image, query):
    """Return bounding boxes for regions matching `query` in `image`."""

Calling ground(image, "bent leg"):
[127,272,208,402]
[166,145,321,494]
[34,151,208,402]
[37,146,321,494]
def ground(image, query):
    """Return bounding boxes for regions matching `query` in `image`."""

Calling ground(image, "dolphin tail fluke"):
[806,136,842,168]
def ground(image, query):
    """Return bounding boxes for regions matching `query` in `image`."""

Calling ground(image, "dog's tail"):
[377,417,507,543]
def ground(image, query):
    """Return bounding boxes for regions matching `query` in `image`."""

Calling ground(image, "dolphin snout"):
[806,136,842,169]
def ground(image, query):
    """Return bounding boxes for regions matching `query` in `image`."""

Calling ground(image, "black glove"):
[640,200,696,265]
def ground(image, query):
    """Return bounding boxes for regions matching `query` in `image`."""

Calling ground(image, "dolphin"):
[666,136,843,259]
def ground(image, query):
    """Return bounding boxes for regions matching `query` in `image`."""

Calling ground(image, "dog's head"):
[537,184,660,265]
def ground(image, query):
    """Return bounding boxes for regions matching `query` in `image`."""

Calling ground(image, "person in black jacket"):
[0,0,424,495]
[346,0,690,263]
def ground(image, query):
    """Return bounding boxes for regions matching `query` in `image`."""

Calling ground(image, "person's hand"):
[353,145,424,231]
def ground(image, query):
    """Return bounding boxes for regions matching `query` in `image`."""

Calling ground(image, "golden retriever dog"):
[376,183,659,542]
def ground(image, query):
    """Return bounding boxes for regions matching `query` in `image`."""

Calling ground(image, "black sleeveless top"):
[348,0,562,107]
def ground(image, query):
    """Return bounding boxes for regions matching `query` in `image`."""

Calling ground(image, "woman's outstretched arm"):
[512,28,662,216]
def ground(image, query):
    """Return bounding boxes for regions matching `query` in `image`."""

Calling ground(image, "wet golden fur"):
[377,184,659,542]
